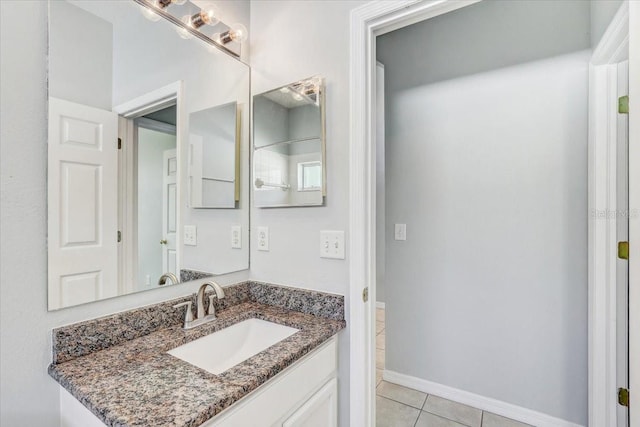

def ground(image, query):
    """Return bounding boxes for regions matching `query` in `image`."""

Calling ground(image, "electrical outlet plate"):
[231,225,242,249]
[257,226,269,251]
[394,224,406,241]
[184,225,197,246]
[320,230,345,259]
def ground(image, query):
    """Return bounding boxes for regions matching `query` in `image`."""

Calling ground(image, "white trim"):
[375,301,385,309]
[349,2,481,425]
[587,62,620,427]
[135,117,177,136]
[591,2,629,66]
[113,82,182,118]
[383,370,584,427]
[588,3,630,426]
[628,1,640,423]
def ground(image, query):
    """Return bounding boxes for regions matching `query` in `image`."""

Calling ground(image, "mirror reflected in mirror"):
[189,102,240,209]
[253,77,326,208]
[47,0,249,310]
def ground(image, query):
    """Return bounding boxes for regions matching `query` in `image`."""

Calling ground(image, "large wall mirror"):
[47,0,249,310]
[253,77,326,208]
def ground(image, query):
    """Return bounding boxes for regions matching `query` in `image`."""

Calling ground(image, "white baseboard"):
[382,370,584,427]
[376,301,385,309]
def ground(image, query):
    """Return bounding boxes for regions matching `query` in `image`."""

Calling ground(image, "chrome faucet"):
[173,281,225,330]
[197,281,225,320]
[158,272,179,286]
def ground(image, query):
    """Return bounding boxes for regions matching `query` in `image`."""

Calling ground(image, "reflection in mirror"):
[136,108,178,290]
[189,102,239,208]
[47,0,249,310]
[253,77,326,208]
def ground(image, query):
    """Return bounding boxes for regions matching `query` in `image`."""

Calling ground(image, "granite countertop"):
[48,283,345,427]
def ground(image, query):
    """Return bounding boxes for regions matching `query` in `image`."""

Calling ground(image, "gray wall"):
[590,0,624,47]
[377,1,590,424]
[378,0,590,93]
[0,2,249,426]
[49,0,112,110]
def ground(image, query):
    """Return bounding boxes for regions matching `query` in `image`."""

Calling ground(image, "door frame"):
[627,0,639,418]
[114,81,184,292]
[348,1,635,426]
[348,1,481,425]
[588,3,630,425]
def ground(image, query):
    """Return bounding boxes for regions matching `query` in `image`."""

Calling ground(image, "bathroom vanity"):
[50,282,345,427]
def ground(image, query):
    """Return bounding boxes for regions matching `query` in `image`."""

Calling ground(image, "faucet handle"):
[208,295,217,317]
[173,301,194,326]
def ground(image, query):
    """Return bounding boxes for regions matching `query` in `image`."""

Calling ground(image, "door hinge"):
[618,387,629,407]
[118,138,122,149]
[362,287,369,302]
[117,231,121,243]
[618,241,629,260]
[619,96,629,114]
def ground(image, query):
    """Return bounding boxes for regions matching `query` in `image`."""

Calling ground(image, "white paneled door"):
[48,97,118,309]
[162,149,177,276]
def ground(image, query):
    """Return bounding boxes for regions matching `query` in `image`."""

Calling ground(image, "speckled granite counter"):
[48,282,345,427]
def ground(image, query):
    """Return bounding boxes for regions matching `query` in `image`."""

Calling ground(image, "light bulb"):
[279,87,291,94]
[190,7,219,29]
[229,23,248,42]
[139,3,161,22]
[292,93,303,101]
[220,23,248,44]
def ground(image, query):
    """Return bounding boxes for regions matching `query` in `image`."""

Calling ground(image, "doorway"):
[348,1,635,426]
[134,109,178,291]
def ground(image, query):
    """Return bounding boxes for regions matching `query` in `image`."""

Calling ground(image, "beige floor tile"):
[376,348,385,369]
[376,369,383,387]
[482,412,533,427]
[376,396,420,427]
[423,395,482,427]
[416,411,468,427]
[377,308,385,321]
[376,321,385,335]
[377,381,427,409]
[376,333,385,349]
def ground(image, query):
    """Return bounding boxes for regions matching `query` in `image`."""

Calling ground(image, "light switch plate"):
[231,225,242,249]
[257,226,269,251]
[394,224,406,241]
[320,230,345,259]
[184,225,197,246]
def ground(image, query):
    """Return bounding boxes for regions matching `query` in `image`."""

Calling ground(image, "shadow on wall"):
[377,0,591,92]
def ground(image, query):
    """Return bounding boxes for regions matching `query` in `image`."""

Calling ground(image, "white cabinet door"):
[48,97,118,309]
[282,378,337,427]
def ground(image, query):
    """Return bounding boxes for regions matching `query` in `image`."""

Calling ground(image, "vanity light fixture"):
[285,77,322,105]
[140,0,186,21]
[135,0,247,59]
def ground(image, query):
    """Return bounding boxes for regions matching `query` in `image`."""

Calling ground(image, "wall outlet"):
[184,225,197,246]
[231,225,242,249]
[394,224,406,241]
[320,230,345,259]
[257,226,269,251]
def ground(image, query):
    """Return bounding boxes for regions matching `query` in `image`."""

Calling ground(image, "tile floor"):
[375,307,533,427]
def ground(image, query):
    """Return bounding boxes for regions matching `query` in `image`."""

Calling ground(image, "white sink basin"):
[168,318,299,374]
